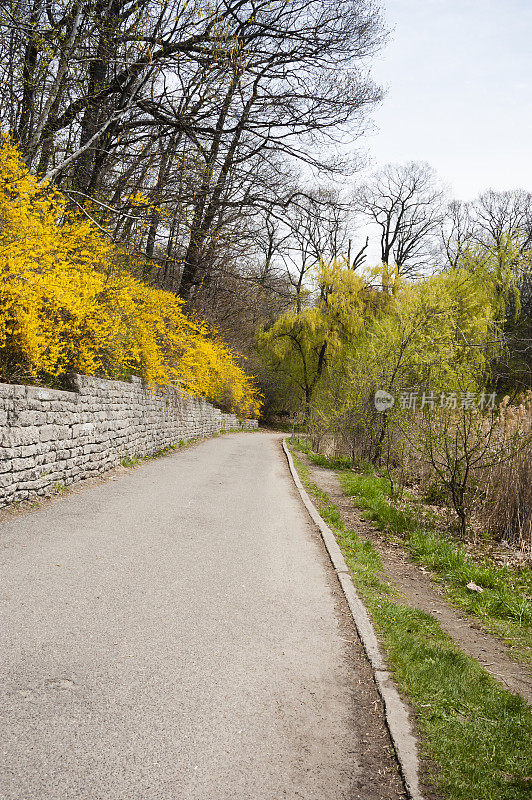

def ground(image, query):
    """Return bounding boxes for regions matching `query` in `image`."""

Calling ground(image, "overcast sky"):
[362,0,532,201]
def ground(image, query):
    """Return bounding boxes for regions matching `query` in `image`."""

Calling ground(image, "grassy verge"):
[288,444,532,800]
[121,442,181,468]
[292,438,532,663]
[339,470,532,658]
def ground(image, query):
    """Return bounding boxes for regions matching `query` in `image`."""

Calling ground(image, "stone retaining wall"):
[0,374,258,508]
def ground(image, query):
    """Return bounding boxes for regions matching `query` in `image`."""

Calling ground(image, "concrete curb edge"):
[282,437,425,800]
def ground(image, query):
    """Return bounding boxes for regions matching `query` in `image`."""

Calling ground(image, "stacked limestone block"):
[0,374,258,509]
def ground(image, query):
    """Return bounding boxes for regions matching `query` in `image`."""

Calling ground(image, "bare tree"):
[276,189,352,310]
[436,188,532,391]
[438,200,475,268]
[175,0,386,302]
[353,161,445,277]
[472,189,532,252]
[0,0,386,306]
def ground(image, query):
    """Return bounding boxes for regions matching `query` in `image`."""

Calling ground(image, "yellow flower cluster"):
[0,136,261,417]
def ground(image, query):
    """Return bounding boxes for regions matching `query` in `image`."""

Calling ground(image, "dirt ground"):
[298,452,532,707]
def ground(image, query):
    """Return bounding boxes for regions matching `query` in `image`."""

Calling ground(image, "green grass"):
[120,437,206,469]
[290,436,532,662]
[121,443,183,468]
[337,469,532,662]
[145,443,178,459]
[51,480,69,495]
[289,447,532,800]
[291,436,355,470]
[120,455,140,468]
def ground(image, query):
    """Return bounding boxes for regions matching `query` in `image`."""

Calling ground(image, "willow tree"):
[257,260,367,416]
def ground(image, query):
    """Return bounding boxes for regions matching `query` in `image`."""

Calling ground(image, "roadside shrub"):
[0,136,261,417]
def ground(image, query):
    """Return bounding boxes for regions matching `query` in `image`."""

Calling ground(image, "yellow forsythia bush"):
[0,136,261,417]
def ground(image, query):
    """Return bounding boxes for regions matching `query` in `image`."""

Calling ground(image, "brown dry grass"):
[477,394,532,552]
[313,392,532,552]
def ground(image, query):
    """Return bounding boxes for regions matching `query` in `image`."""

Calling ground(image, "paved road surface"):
[0,432,404,799]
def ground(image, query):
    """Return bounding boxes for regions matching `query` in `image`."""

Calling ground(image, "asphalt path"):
[0,432,404,800]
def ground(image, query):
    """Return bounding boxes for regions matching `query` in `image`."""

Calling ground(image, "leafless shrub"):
[476,394,532,552]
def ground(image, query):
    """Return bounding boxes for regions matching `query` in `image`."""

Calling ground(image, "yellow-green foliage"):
[310,262,504,444]
[257,259,366,408]
[0,136,261,417]
[356,264,501,393]
[259,253,508,433]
